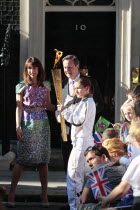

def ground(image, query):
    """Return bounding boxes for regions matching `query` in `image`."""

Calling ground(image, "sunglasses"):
[84,145,102,156]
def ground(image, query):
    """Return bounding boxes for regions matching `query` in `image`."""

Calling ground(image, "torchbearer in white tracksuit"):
[58,77,96,210]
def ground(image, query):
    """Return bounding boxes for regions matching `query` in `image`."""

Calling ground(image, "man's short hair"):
[102,128,120,141]
[84,145,110,160]
[129,120,140,142]
[62,54,80,66]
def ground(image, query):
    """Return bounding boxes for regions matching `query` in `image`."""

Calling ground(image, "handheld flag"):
[93,132,103,146]
[86,166,112,200]
[127,144,133,161]
[95,116,111,133]
[120,188,134,206]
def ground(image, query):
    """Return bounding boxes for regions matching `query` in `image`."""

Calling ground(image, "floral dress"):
[16,81,51,166]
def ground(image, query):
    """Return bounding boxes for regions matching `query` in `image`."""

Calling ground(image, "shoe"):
[42,203,50,208]
[7,202,15,208]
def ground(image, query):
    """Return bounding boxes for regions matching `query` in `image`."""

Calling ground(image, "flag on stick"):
[93,132,103,146]
[95,116,111,133]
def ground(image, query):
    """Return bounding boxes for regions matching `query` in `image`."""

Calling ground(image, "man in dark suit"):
[61,55,104,172]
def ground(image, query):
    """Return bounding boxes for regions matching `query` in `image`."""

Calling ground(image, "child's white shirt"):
[122,155,140,197]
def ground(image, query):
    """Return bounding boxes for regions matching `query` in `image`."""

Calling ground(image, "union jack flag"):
[120,188,134,206]
[86,166,112,200]
[93,132,103,146]
[127,144,133,161]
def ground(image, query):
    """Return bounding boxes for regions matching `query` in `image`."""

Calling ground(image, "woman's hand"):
[16,127,24,141]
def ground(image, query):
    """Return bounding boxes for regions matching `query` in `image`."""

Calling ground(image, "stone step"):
[0,170,67,203]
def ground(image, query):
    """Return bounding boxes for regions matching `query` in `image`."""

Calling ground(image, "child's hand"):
[112,123,122,129]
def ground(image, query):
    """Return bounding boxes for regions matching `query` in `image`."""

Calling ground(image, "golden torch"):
[51,49,67,141]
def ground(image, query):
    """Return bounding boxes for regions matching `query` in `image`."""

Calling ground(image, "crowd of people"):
[1,54,140,210]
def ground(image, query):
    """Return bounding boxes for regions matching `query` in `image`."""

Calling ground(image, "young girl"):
[8,57,55,207]
[120,103,136,143]
[59,77,96,210]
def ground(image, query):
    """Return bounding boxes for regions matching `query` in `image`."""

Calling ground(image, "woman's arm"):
[101,180,131,208]
[16,94,24,141]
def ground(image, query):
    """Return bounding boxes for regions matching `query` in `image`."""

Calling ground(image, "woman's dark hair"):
[132,84,140,99]
[134,100,140,117]
[77,76,94,94]
[23,57,45,86]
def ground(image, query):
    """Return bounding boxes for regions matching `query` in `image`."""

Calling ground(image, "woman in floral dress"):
[8,57,55,207]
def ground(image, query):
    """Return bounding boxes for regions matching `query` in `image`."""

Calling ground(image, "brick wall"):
[0,0,20,50]
[0,0,20,154]
[0,0,19,30]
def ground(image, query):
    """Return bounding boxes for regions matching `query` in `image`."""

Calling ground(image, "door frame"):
[23,0,132,122]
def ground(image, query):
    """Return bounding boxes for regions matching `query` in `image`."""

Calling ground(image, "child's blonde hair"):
[121,102,135,120]
[129,120,140,142]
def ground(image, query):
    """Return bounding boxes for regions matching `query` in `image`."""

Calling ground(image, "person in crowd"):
[58,77,96,210]
[134,99,140,120]
[119,102,135,143]
[101,120,140,210]
[80,145,126,209]
[60,54,104,173]
[124,86,135,105]
[131,84,140,102]
[8,57,55,207]
[102,138,130,168]
[102,128,120,143]
[125,100,140,160]
[102,138,127,160]
[109,101,140,167]
[113,86,135,129]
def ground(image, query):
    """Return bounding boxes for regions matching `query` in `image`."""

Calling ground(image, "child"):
[102,128,120,143]
[59,77,96,210]
[120,103,136,143]
[102,138,127,161]
[113,86,135,130]
[101,120,140,210]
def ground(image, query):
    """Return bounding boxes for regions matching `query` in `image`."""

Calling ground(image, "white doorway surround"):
[20,0,132,122]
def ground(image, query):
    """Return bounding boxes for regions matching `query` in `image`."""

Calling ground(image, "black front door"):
[45,12,116,146]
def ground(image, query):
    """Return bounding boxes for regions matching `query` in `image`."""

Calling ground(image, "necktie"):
[69,80,75,97]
